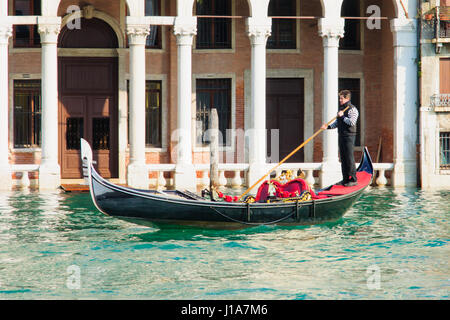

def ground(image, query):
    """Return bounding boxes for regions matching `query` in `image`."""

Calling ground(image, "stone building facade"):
[420,0,450,188]
[0,0,422,191]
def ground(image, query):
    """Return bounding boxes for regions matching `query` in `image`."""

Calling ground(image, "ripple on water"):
[0,189,448,299]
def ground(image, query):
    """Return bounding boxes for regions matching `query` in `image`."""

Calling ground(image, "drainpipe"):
[418,0,423,188]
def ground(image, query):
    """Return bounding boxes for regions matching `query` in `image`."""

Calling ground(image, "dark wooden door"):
[59,57,118,179]
[266,78,304,163]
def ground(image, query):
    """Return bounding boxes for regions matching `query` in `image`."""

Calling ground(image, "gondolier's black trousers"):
[338,135,357,183]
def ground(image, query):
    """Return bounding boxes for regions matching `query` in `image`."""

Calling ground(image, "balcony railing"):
[147,162,394,191]
[10,161,395,190]
[430,93,450,111]
[424,6,450,52]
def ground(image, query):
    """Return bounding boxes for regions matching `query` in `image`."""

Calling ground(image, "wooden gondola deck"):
[60,184,90,192]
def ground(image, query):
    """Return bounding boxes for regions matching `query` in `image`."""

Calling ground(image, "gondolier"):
[321,90,359,187]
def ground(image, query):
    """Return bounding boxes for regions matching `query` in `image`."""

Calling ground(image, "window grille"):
[267,0,296,49]
[196,0,231,49]
[440,132,450,169]
[196,79,231,146]
[13,80,41,148]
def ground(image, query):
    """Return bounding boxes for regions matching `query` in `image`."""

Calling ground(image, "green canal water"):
[0,187,448,300]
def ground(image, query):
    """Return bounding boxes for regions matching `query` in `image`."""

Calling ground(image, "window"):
[267,0,296,49]
[196,79,231,146]
[145,0,161,48]
[339,78,361,147]
[13,0,41,47]
[145,81,162,147]
[127,80,162,147]
[340,0,361,50]
[14,80,41,148]
[440,132,450,169]
[196,0,231,49]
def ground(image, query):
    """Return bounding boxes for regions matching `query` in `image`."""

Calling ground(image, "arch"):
[60,9,124,48]
[42,0,62,16]
[319,0,344,19]
[125,0,145,17]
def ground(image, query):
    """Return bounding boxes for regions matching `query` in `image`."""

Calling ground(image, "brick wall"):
[8,0,397,172]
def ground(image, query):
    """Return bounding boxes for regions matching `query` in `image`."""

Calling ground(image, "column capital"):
[318,18,345,46]
[37,16,61,44]
[390,18,417,47]
[173,16,197,45]
[126,24,150,46]
[246,17,271,45]
[0,24,12,45]
[38,23,61,44]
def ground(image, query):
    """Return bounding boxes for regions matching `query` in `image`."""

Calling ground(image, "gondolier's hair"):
[339,90,351,99]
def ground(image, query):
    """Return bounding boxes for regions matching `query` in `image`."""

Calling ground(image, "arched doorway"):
[58,18,118,179]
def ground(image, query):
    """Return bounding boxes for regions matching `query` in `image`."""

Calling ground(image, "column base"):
[392,160,417,187]
[320,161,342,188]
[0,165,12,191]
[127,163,150,189]
[39,163,61,190]
[174,163,196,192]
[246,163,267,195]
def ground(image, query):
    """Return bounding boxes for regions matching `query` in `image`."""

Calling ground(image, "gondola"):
[80,138,373,229]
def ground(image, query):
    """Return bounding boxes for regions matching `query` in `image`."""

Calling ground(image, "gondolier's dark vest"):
[337,101,357,136]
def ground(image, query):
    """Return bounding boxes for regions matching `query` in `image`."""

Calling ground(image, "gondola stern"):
[357,146,374,177]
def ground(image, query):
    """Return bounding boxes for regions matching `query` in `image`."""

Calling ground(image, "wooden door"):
[59,57,118,179]
[266,78,304,163]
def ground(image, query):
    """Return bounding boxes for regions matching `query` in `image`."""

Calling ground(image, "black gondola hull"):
[84,144,373,229]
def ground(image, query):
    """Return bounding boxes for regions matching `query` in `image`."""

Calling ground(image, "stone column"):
[173,17,197,191]
[126,24,150,189]
[0,24,12,190]
[318,18,345,188]
[38,17,61,190]
[246,17,271,189]
[390,18,418,187]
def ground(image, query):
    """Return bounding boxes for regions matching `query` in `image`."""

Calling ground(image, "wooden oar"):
[237,105,351,201]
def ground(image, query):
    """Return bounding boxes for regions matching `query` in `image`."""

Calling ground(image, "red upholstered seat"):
[316,171,372,196]
[255,178,315,202]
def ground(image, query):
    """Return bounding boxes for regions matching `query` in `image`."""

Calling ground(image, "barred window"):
[267,0,296,49]
[196,79,231,146]
[196,0,231,49]
[440,132,450,169]
[14,80,41,148]
[13,0,41,48]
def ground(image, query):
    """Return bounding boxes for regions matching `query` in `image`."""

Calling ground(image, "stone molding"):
[0,24,12,45]
[390,18,417,47]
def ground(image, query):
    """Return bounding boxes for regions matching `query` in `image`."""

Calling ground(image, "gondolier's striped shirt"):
[328,107,359,129]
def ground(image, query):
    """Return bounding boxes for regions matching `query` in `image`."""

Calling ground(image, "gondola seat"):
[255,178,319,202]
